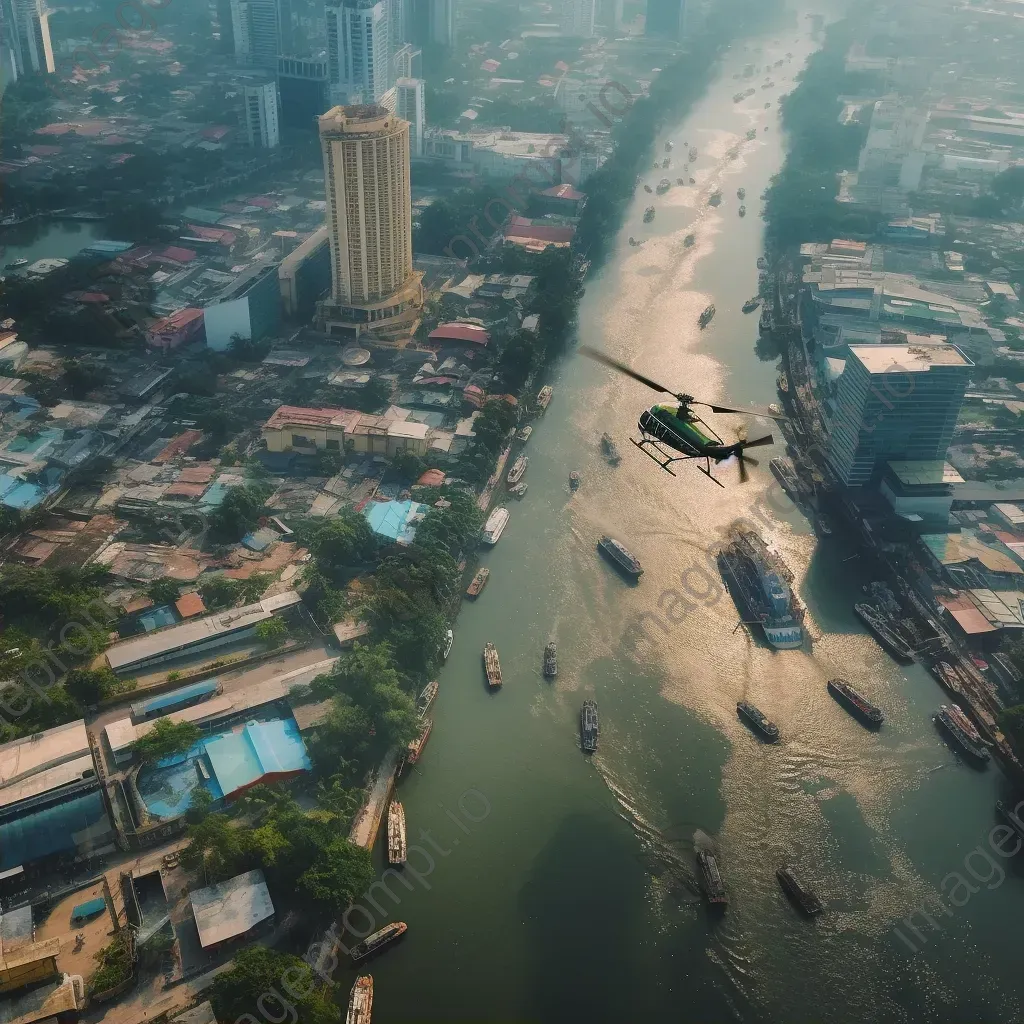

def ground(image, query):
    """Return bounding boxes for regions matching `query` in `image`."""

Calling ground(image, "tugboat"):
[936,703,989,763]
[776,865,822,916]
[643,206,655,222]
[510,481,528,499]
[600,432,622,465]
[597,536,643,580]
[481,507,509,545]
[441,629,453,661]
[656,178,671,194]
[828,679,884,727]
[742,296,761,313]
[417,680,438,716]
[698,304,716,328]
[697,850,727,906]
[346,976,373,1024]
[737,701,780,741]
[738,205,746,217]
[387,800,407,866]
[516,424,533,443]
[350,922,408,962]
[580,699,599,752]
[543,642,557,678]
[569,471,581,491]
[507,455,528,485]
[483,642,502,689]
[466,567,490,598]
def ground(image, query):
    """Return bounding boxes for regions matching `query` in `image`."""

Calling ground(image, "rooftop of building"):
[190,869,274,949]
[264,404,357,431]
[0,721,90,791]
[850,343,972,374]
[921,528,1024,574]
[886,460,964,486]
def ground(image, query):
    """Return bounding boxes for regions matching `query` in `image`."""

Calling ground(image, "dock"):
[348,748,401,850]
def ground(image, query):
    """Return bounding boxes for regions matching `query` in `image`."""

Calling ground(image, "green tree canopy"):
[134,719,201,764]
[209,483,271,543]
[308,510,378,580]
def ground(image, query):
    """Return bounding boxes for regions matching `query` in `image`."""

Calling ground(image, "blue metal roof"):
[131,679,218,719]
[0,791,109,871]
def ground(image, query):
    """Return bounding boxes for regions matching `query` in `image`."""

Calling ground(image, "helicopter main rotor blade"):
[579,346,678,397]
[738,434,774,450]
[702,401,788,421]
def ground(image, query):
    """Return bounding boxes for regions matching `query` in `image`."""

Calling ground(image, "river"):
[361,6,1024,1022]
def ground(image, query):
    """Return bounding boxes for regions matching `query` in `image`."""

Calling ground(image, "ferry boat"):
[510,481,528,499]
[600,432,622,465]
[580,700,599,752]
[742,296,761,312]
[569,471,581,491]
[776,865,822,916]
[698,304,716,328]
[854,603,915,663]
[935,704,989,763]
[466,567,490,597]
[516,425,533,443]
[350,922,407,962]
[738,205,746,217]
[507,455,528,485]
[643,206,655,222]
[543,642,557,678]
[536,385,553,410]
[737,188,746,199]
[483,642,502,689]
[656,178,671,194]
[441,629,453,661]
[597,536,643,580]
[827,679,884,727]
[717,526,804,649]
[346,976,373,1024]
[406,719,432,763]
[697,850,727,905]
[708,190,723,207]
[481,507,509,545]
[737,701,779,741]
[996,800,1024,842]
[417,681,438,716]
[387,800,407,866]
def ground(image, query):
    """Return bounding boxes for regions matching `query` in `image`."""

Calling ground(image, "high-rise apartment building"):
[3,0,53,76]
[827,343,972,488]
[645,0,685,40]
[394,77,425,157]
[230,0,290,67]
[560,0,595,38]
[243,81,281,148]
[278,56,330,129]
[316,105,422,336]
[389,0,411,48]
[392,41,421,79]
[325,0,392,105]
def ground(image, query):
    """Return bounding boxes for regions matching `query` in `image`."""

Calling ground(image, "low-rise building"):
[203,262,281,351]
[262,405,431,458]
[146,308,206,351]
[190,869,275,952]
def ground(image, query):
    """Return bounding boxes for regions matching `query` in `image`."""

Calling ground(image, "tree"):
[346,377,393,413]
[198,574,241,610]
[255,617,288,648]
[64,667,132,706]
[63,359,108,398]
[134,719,202,764]
[208,483,271,543]
[391,449,426,480]
[148,578,181,605]
[308,510,377,580]
[298,837,374,913]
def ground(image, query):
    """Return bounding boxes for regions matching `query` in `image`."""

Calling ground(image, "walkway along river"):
[356,6,1024,1022]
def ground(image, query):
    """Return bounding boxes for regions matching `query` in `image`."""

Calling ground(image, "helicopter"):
[580,346,786,486]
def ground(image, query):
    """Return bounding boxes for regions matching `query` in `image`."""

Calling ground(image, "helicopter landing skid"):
[631,437,726,487]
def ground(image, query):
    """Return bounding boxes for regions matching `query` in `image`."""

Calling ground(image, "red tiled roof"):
[264,405,358,430]
[503,217,575,245]
[428,322,490,346]
[159,246,197,263]
[175,592,207,618]
[201,126,231,141]
[153,430,203,464]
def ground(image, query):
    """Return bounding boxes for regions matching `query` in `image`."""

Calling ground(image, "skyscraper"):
[560,0,595,38]
[243,81,281,148]
[394,77,425,157]
[827,343,972,488]
[645,0,685,40]
[392,41,421,79]
[428,0,454,46]
[325,0,392,105]
[230,0,289,67]
[3,0,53,76]
[278,55,330,130]
[317,105,423,336]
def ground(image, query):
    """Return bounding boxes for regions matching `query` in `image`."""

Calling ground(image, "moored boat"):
[507,455,528,485]
[698,304,716,328]
[417,680,438,716]
[536,385,553,410]
[828,678,884,727]
[737,701,779,741]
[483,642,502,689]
[481,507,509,545]
[350,922,408,962]
[346,976,373,1024]
[510,481,528,499]
[406,719,432,763]
[543,642,557,678]
[516,425,533,443]
[580,699,599,752]
[387,800,407,866]
[738,205,746,217]
[697,850,727,905]
[737,187,746,199]
[816,513,832,536]
[569,470,581,491]
[597,536,643,580]
[776,865,822,916]
[466,567,490,597]
[441,629,453,661]
[656,177,671,194]
[742,296,761,313]
[935,704,989,763]
[853,603,915,663]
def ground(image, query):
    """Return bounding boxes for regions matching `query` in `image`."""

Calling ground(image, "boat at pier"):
[543,642,557,678]
[350,922,407,962]
[466,568,490,597]
[827,679,884,727]
[417,681,438,716]
[854,603,914,663]
[737,701,779,741]
[580,700,599,752]
[742,296,761,313]
[516,425,533,443]
[643,206,655,222]
[598,536,643,580]
[510,481,528,499]
[600,433,622,465]
[536,385,553,410]
[483,642,502,689]
[717,526,804,649]
[481,507,509,545]
[756,256,767,270]
[569,471,581,491]
[406,720,432,763]
[769,456,805,506]
[442,629,453,661]
[935,704,990,763]
[776,865,822,916]
[507,455,528,485]
[346,976,373,1024]
[697,850,727,905]
[387,800,407,866]
[698,304,716,328]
